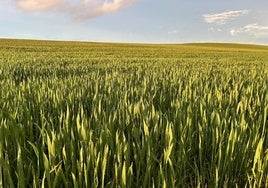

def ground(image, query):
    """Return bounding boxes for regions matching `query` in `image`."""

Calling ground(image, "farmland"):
[0,39,267,187]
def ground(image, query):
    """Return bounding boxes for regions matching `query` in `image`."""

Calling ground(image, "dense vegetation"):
[0,39,267,187]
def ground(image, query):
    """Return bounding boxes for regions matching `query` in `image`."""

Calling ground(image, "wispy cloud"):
[14,0,137,20]
[203,10,249,25]
[230,23,268,37]
[16,0,65,11]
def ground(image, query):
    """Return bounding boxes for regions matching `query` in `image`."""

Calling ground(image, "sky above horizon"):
[1,0,268,44]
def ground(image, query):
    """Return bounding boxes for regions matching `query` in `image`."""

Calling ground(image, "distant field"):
[0,39,267,187]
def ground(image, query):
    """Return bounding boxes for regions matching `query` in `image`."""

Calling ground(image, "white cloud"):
[168,30,178,35]
[203,10,249,25]
[230,23,268,37]
[208,27,222,32]
[75,0,137,20]
[14,0,137,20]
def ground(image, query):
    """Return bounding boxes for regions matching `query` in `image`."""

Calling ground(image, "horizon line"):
[1,37,268,47]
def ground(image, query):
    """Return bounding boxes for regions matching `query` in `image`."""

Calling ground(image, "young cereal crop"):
[0,39,267,187]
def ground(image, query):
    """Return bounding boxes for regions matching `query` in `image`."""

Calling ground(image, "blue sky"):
[1,0,268,44]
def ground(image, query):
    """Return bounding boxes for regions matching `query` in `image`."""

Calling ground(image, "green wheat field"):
[0,39,267,187]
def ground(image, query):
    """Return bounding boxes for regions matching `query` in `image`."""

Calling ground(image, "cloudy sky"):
[1,0,268,44]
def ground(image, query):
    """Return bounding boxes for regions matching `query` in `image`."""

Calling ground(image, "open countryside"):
[0,39,267,187]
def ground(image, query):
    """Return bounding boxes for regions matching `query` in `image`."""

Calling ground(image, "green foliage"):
[0,39,267,187]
